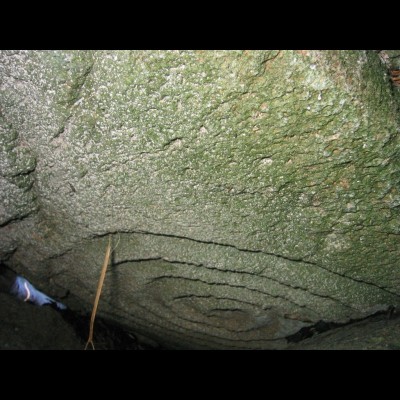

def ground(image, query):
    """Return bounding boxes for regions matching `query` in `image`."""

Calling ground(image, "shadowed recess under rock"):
[1,50,400,349]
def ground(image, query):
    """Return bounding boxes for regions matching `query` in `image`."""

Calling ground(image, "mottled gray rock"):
[1,50,400,349]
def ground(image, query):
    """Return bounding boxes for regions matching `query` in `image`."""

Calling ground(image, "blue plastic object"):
[10,276,67,310]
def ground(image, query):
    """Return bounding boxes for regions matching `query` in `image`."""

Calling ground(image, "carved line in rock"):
[66,262,289,348]
[117,256,357,313]
[145,274,334,317]
[129,229,400,297]
[100,293,287,349]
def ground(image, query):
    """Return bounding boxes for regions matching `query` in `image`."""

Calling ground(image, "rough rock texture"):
[1,50,400,349]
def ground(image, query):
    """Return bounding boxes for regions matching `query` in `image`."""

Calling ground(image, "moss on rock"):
[1,50,399,349]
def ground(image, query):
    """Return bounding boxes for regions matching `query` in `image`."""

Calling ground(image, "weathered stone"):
[1,50,399,349]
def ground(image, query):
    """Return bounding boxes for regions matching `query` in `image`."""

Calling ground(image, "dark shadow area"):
[0,291,160,350]
[58,307,159,350]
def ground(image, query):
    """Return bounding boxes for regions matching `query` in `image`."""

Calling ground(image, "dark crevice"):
[48,247,75,259]
[7,166,36,179]
[67,63,94,106]
[116,256,357,312]
[67,287,241,349]
[0,213,32,228]
[78,274,288,348]
[98,295,278,349]
[162,137,183,149]
[53,113,73,139]
[113,257,163,266]
[53,59,94,139]
[168,258,357,311]
[146,274,314,312]
[46,230,400,348]
[119,229,400,299]
[286,305,397,343]
[172,293,263,309]
[209,307,245,313]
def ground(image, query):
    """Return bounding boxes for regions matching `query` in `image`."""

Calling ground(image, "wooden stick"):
[85,237,112,350]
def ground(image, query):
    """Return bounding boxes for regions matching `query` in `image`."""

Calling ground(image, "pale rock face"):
[1,50,400,349]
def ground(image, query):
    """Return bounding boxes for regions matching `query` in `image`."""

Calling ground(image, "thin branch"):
[85,237,112,350]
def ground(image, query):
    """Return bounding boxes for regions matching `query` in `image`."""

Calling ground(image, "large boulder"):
[1,50,399,349]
